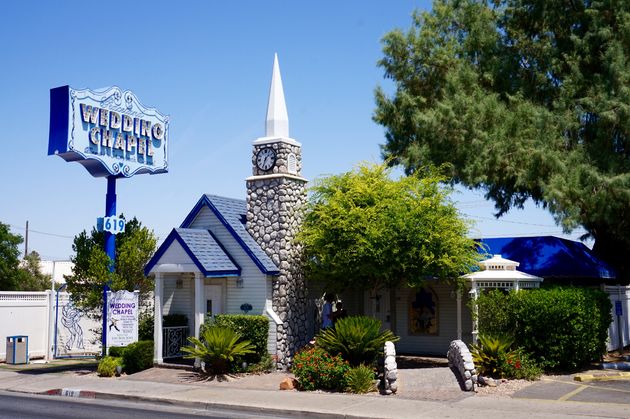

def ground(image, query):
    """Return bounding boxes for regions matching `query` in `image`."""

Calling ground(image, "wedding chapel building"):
[145,55,309,369]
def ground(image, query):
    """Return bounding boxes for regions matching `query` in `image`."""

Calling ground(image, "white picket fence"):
[0,291,100,361]
[603,285,630,351]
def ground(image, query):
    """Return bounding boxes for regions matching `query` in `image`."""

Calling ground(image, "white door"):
[365,289,391,331]
[204,285,223,317]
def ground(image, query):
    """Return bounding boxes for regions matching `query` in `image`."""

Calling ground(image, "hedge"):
[122,340,154,374]
[201,314,269,363]
[477,287,612,370]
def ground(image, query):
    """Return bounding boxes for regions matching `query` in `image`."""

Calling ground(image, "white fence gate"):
[603,285,630,351]
[0,291,100,361]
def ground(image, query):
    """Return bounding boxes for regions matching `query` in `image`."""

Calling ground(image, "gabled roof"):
[145,228,240,277]
[179,194,279,275]
[478,236,616,279]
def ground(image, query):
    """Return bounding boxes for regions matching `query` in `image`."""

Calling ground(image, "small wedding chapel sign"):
[106,290,139,347]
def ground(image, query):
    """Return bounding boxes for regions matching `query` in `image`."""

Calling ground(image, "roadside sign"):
[615,301,623,316]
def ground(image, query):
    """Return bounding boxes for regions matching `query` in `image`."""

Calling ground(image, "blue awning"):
[478,236,616,279]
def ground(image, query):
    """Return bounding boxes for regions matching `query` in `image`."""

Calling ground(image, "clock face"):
[256,147,277,171]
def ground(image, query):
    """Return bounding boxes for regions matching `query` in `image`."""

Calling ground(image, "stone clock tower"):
[246,54,308,369]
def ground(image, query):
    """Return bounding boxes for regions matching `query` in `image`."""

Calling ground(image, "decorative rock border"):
[447,340,477,391]
[382,341,398,394]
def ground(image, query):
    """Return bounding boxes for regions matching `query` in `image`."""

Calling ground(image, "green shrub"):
[181,326,255,375]
[345,364,377,393]
[108,346,126,358]
[245,352,275,374]
[97,356,122,377]
[477,287,612,370]
[471,334,514,378]
[162,313,188,327]
[498,349,542,380]
[316,316,399,366]
[138,313,154,341]
[122,340,154,374]
[471,334,541,380]
[201,314,269,364]
[292,346,350,391]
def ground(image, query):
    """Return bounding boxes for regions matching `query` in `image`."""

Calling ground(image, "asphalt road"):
[0,391,300,419]
[514,377,630,405]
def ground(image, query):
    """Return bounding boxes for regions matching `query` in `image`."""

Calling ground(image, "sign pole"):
[102,175,117,355]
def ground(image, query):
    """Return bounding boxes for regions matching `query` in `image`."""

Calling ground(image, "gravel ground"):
[474,378,537,397]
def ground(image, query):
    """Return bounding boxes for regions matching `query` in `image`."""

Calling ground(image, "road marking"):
[558,385,587,401]
[61,388,81,397]
[544,377,630,395]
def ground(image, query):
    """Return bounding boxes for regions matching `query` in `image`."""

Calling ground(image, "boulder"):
[279,377,298,390]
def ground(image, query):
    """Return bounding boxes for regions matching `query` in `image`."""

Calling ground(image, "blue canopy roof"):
[145,228,240,277]
[179,194,279,275]
[478,236,616,279]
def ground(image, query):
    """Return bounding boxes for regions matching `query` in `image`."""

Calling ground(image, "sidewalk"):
[0,366,629,418]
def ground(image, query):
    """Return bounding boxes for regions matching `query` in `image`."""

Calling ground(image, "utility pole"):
[24,220,29,258]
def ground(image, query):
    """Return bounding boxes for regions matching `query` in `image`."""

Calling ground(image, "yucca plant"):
[470,334,514,378]
[181,326,255,374]
[316,316,399,366]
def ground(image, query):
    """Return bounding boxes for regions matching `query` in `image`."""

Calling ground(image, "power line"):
[8,223,74,239]
[461,213,579,229]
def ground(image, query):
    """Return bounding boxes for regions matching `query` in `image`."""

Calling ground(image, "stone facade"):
[246,140,308,370]
[447,339,477,391]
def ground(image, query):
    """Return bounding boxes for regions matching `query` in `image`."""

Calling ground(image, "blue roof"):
[145,228,240,277]
[179,194,279,275]
[479,236,616,279]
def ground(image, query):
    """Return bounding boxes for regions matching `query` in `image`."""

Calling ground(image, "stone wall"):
[251,143,302,177]
[447,340,477,391]
[246,173,308,369]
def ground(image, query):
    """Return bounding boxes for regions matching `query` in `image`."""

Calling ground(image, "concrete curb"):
[574,372,630,382]
[27,388,374,419]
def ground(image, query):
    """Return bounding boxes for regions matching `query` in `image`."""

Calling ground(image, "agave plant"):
[316,316,399,367]
[470,334,514,378]
[181,326,255,374]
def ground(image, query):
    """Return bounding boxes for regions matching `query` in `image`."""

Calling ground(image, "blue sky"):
[0,1,587,261]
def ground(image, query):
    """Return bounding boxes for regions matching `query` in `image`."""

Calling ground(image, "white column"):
[194,272,204,369]
[194,272,204,339]
[45,290,54,361]
[470,282,479,345]
[153,272,163,365]
[456,289,462,341]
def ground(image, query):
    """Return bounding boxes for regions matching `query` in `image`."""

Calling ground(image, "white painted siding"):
[189,206,269,317]
[157,241,198,270]
[394,283,473,356]
[189,206,276,355]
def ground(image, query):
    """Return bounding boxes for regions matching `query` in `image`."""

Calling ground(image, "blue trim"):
[48,85,70,156]
[173,234,217,276]
[144,228,178,275]
[144,228,241,277]
[180,195,279,275]
[207,229,242,273]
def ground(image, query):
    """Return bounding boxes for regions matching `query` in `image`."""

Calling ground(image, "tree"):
[17,251,52,291]
[0,222,23,290]
[298,162,481,292]
[66,217,157,314]
[374,0,630,280]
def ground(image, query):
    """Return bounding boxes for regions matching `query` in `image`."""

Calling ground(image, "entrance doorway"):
[365,288,391,331]
[204,285,223,317]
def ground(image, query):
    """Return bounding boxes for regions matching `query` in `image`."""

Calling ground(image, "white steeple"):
[265,53,289,138]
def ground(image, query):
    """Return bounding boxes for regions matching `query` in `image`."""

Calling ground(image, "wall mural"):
[55,296,100,357]
[61,303,84,351]
[408,287,439,335]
